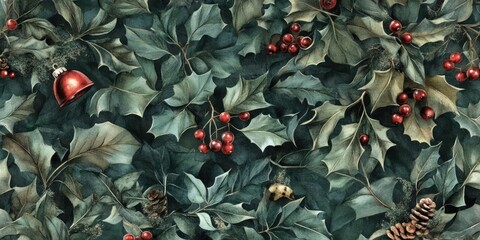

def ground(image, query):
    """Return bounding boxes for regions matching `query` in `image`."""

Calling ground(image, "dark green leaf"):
[271,72,334,105]
[439,0,473,22]
[125,26,170,61]
[433,159,458,202]
[86,38,140,74]
[52,0,83,33]
[442,204,480,238]
[0,93,36,134]
[4,37,55,59]
[278,31,326,75]
[455,102,480,137]
[186,4,226,42]
[210,203,255,224]
[184,173,207,204]
[191,45,241,79]
[410,143,441,189]
[399,45,425,85]
[99,0,150,18]
[320,21,365,66]
[230,0,264,31]
[207,171,231,205]
[21,18,61,42]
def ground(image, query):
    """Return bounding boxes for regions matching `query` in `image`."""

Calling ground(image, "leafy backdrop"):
[0,0,479,239]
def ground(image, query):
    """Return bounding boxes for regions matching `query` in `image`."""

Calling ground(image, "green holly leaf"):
[399,45,425,85]
[366,115,396,169]
[99,0,150,18]
[210,203,255,224]
[442,204,480,239]
[455,102,480,137]
[0,93,36,134]
[4,37,56,59]
[347,17,392,40]
[191,45,242,79]
[52,0,83,33]
[197,212,217,231]
[282,207,331,239]
[453,138,480,190]
[184,173,207,204]
[0,157,11,195]
[271,72,335,105]
[125,26,170,61]
[21,18,61,42]
[148,107,196,141]
[86,38,140,74]
[433,159,458,203]
[3,130,55,188]
[410,143,441,190]
[410,17,455,47]
[88,73,159,117]
[382,0,407,7]
[360,69,404,113]
[207,171,231,205]
[353,0,390,20]
[237,27,267,56]
[161,54,184,87]
[285,0,322,23]
[152,8,179,44]
[165,71,215,107]
[320,21,365,66]
[11,179,40,218]
[240,114,289,151]
[83,9,117,37]
[186,4,226,42]
[345,177,397,219]
[402,101,436,144]
[223,73,272,113]
[439,0,473,22]
[230,0,264,31]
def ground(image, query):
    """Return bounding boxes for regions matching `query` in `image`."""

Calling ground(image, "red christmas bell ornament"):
[52,64,93,107]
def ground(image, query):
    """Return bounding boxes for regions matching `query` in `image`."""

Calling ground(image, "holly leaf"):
[0,93,36,134]
[410,143,441,190]
[0,157,11,195]
[353,0,390,20]
[148,107,196,141]
[191,45,242,79]
[11,179,40,218]
[88,74,159,117]
[271,72,335,105]
[152,8,179,44]
[165,71,215,107]
[455,102,480,137]
[83,9,117,37]
[52,0,83,33]
[282,207,331,239]
[230,0,264,31]
[400,45,425,85]
[210,203,255,224]
[439,0,473,22]
[184,173,207,204]
[433,159,458,202]
[410,17,455,47]
[403,102,436,144]
[285,0,322,23]
[347,17,392,40]
[197,212,217,231]
[4,37,55,59]
[21,18,61,42]
[3,130,55,188]
[186,4,226,42]
[161,54,184,87]
[237,27,266,56]
[86,38,140,74]
[360,69,404,113]
[125,26,170,61]
[320,21,365,66]
[99,0,150,18]
[442,204,480,239]
[240,114,289,151]
[453,138,480,190]
[223,73,272,114]
[366,115,395,169]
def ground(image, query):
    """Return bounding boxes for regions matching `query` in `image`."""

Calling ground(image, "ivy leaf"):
[399,45,425,85]
[345,177,397,219]
[433,159,458,202]
[210,203,255,224]
[223,73,272,114]
[0,157,11,195]
[3,129,55,188]
[165,71,215,107]
[286,0,322,23]
[360,69,404,113]
[230,0,264,31]
[184,173,207,204]
[320,21,365,66]
[240,114,289,151]
[410,143,441,190]
[0,93,36,134]
[125,26,170,61]
[186,4,226,42]
[99,0,150,18]
[52,0,83,33]
[88,74,159,117]
[347,17,392,40]
[4,37,55,59]
[453,138,480,190]
[455,102,480,137]
[403,102,436,144]
[366,115,396,169]
[21,18,61,42]
[86,38,140,74]
[148,107,196,141]
[271,72,335,105]
[439,0,473,22]
[11,179,40,218]
[442,204,480,239]
[410,17,455,47]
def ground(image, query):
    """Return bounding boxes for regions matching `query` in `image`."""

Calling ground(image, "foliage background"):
[0,0,479,239]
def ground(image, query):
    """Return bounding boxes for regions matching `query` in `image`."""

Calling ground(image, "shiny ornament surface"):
[52,65,93,107]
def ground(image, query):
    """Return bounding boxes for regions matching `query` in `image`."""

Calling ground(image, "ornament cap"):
[52,64,67,78]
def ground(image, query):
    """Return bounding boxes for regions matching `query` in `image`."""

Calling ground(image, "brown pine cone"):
[143,189,167,218]
[409,198,436,236]
[386,222,416,240]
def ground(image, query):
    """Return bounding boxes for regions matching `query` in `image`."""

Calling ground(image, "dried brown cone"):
[386,222,416,240]
[143,189,168,218]
[409,198,436,237]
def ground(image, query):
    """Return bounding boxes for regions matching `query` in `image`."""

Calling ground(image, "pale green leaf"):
[455,102,480,137]
[442,204,480,238]
[366,115,396,169]
[0,93,36,134]
[230,0,264,31]
[360,69,404,113]
[184,173,207,204]
[271,72,335,105]
[148,107,196,141]
[99,0,150,18]
[165,71,215,107]
[410,143,441,189]
[223,73,272,114]
[410,17,456,47]
[402,102,436,144]
[186,4,226,41]
[400,45,425,85]
[211,203,255,224]
[4,37,55,59]
[440,0,473,22]
[0,157,11,195]
[86,38,140,74]
[347,17,391,40]
[11,180,40,218]
[286,0,322,23]
[197,212,217,231]
[240,114,289,151]
[320,21,365,66]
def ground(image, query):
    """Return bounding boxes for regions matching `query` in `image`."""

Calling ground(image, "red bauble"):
[123,234,135,240]
[266,44,277,55]
[413,89,427,102]
[219,112,231,123]
[449,52,462,64]
[222,143,234,155]
[400,32,413,44]
[282,33,294,44]
[141,231,153,240]
[421,106,435,120]
[321,0,337,10]
[52,65,94,107]
[466,67,480,80]
[239,112,250,121]
[194,129,205,140]
[389,20,402,33]
[299,36,313,49]
[442,60,455,71]
[396,92,409,104]
[290,23,301,33]
[209,139,222,152]
[399,104,411,117]
[455,71,467,82]
[359,134,369,146]
[391,113,403,125]
[198,143,209,154]
[6,19,17,30]
[288,44,299,55]
[221,131,235,143]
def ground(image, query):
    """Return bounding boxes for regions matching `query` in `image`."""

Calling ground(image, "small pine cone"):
[409,198,436,234]
[143,189,168,218]
[386,222,416,240]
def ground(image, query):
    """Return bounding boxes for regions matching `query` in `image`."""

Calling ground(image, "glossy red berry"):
[288,44,299,55]
[198,143,209,154]
[399,104,411,117]
[279,43,289,53]
[421,106,435,120]
[449,52,462,64]
[222,143,234,155]
[413,89,427,102]
[6,19,17,30]
[194,129,205,140]
[141,231,153,240]
[123,233,135,240]
[299,36,313,49]
[221,131,235,143]
[282,33,294,44]
[396,92,409,105]
[239,112,250,121]
[290,23,301,34]
[320,0,337,10]
[209,139,222,152]
[219,112,231,123]
[8,71,15,79]
[466,67,480,80]
[400,32,413,44]
[266,43,277,55]
[0,70,8,78]
[359,134,369,146]
[389,20,402,33]
[455,71,467,82]
[391,113,404,125]
[442,60,455,71]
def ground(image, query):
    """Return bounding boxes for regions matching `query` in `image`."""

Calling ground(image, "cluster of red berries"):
[195,111,250,155]
[393,88,435,125]
[0,58,15,79]
[388,20,413,44]
[6,19,17,31]
[123,231,152,240]
[442,52,480,82]
[266,23,313,55]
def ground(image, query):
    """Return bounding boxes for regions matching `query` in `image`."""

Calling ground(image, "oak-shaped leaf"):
[148,106,196,141]
[320,21,365,66]
[360,69,404,113]
[410,143,441,190]
[0,93,36,134]
[230,0,264,31]
[165,71,215,107]
[86,38,140,74]
[240,114,289,152]
[442,204,480,239]
[186,4,226,42]
[271,72,335,105]
[223,73,272,114]
[455,102,480,137]
[0,157,11,195]
[99,0,150,18]
[410,17,455,47]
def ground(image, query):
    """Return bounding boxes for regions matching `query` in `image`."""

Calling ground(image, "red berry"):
[296,36,304,45]
[413,89,427,102]
[6,19,17,30]
[194,129,205,140]
[399,104,411,117]
[221,131,235,143]
[320,0,337,10]
[209,139,222,152]
[279,43,289,53]
[421,106,435,120]
[222,143,234,155]
[455,71,467,82]
[400,32,413,44]
[359,134,369,146]
[282,33,294,44]
[396,93,409,105]
[239,112,250,121]
[442,60,455,71]
[0,70,8,78]
[266,44,277,55]
[389,20,402,33]
[141,231,153,240]
[290,23,301,34]
[123,234,135,240]
[288,44,299,55]
[466,67,480,80]
[8,71,15,79]
[299,36,312,49]
[449,52,462,64]
[391,113,404,125]
[219,112,231,123]
[198,143,209,154]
